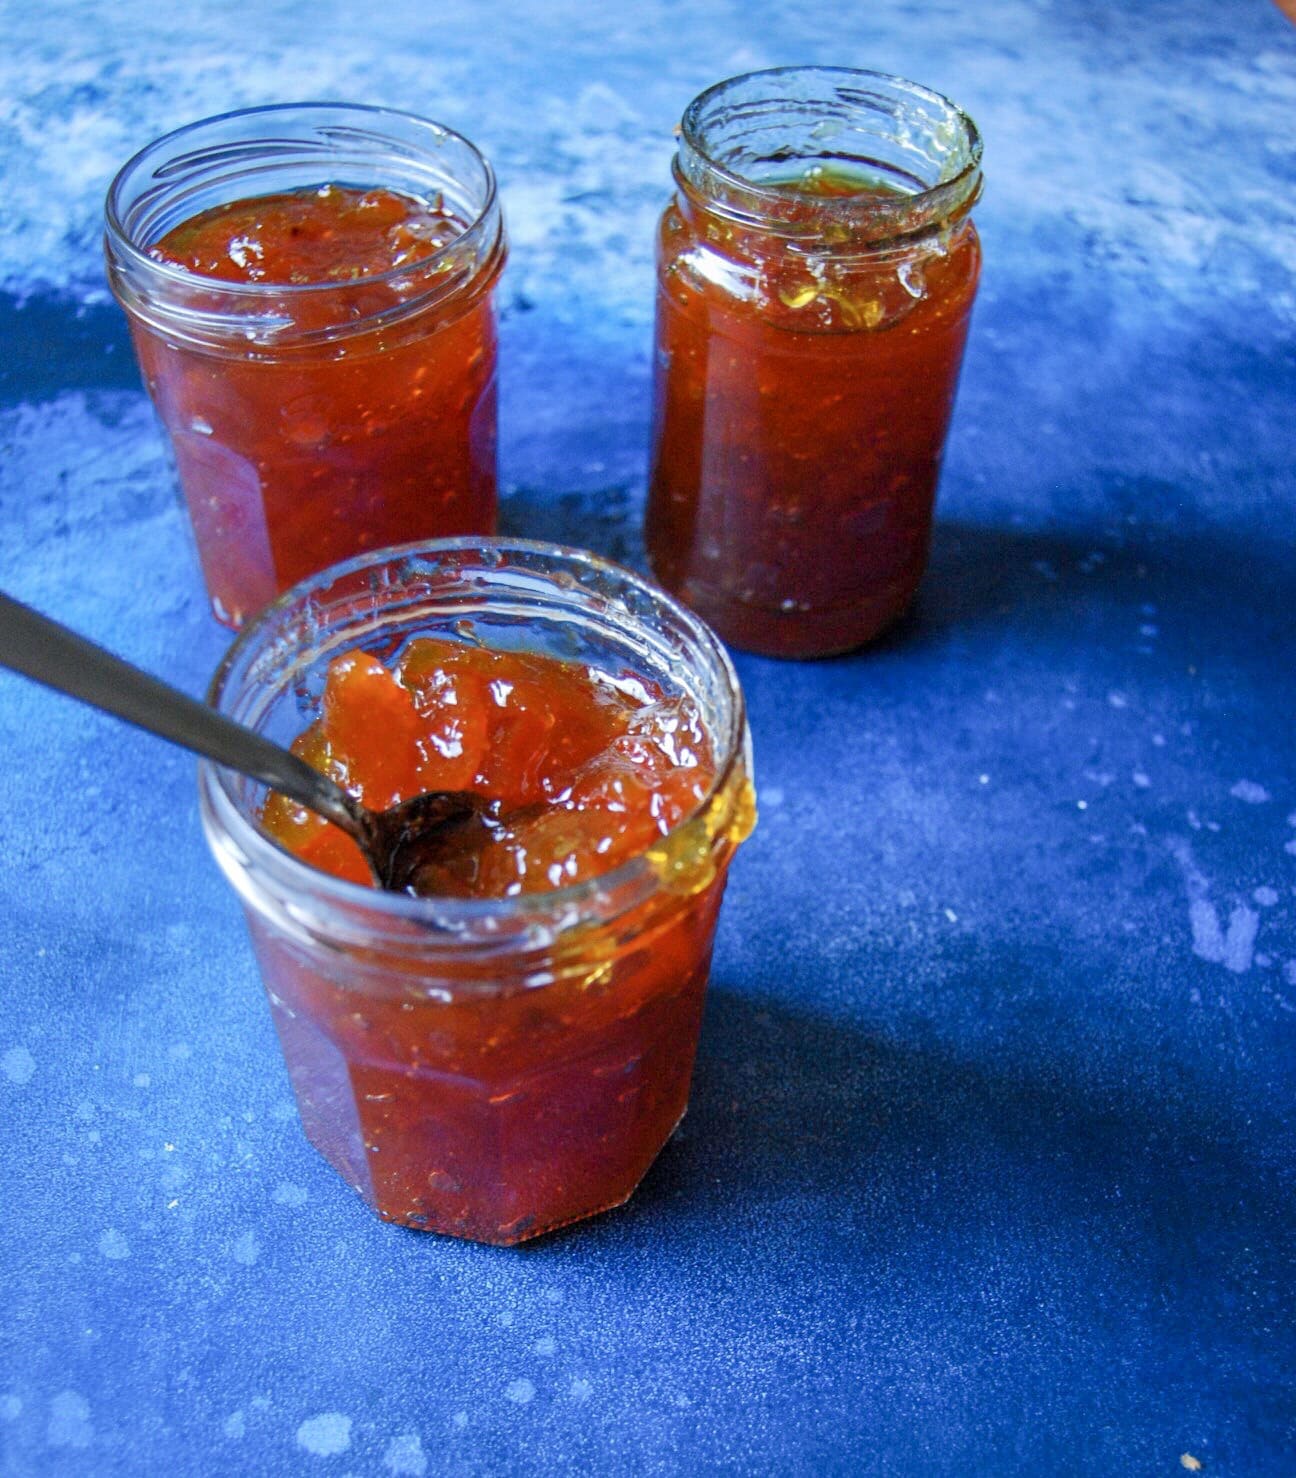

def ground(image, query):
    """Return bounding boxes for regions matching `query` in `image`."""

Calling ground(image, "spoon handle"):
[0,591,357,834]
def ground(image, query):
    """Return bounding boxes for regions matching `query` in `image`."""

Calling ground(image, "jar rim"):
[199,536,751,939]
[677,65,983,241]
[104,100,500,301]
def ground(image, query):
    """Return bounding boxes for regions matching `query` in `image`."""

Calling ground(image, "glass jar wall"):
[646,68,983,658]
[200,539,755,1244]
[106,104,506,628]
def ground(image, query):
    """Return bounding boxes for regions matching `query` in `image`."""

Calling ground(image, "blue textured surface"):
[2,2,1295,1473]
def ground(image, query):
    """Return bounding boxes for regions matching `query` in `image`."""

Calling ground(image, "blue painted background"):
[1,1,1294,1472]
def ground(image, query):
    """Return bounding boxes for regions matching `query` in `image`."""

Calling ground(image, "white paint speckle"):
[1254,886,1280,907]
[569,1378,592,1401]
[47,1390,92,1449]
[505,1378,536,1405]
[543,1288,564,1304]
[1172,838,1259,974]
[1152,733,1167,747]
[231,1231,260,1266]
[1230,780,1270,804]
[1077,800,1088,811]
[533,1336,557,1356]
[2,1046,35,1086]
[1284,961,1296,987]
[384,1430,428,1476]
[1285,840,1296,857]
[98,1228,130,1261]
[943,908,959,924]
[978,773,990,785]
[0,1394,21,1421]
[273,1182,308,1208]
[1107,692,1128,709]
[297,1413,352,1457]
[495,1311,515,1328]
[1190,899,1259,974]
[1132,772,1151,789]
[223,1411,246,1440]
[452,1411,468,1430]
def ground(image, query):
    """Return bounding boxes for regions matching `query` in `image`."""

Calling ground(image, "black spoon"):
[0,591,492,894]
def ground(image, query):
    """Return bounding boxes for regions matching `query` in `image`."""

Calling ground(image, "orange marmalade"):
[106,107,504,628]
[226,572,752,1245]
[645,68,983,658]
[262,637,716,896]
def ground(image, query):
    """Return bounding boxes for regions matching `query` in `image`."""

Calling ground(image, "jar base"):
[653,566,920,659]
[306,1103,690,1246]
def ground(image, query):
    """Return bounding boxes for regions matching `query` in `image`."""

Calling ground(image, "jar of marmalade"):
[646,68,983,658]
[105,104,505,628]
[200,539,755,1244]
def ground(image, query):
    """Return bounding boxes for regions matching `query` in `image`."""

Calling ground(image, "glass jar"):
[106,104,506,629]
[646,68,983,658]
[199,538,755,1244]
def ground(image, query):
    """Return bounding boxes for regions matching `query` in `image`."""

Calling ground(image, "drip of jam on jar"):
[646,163,980,658]
[261,637,716,895]
[133,183,500,627]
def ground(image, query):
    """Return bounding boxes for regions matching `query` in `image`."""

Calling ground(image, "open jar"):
[646,67,983,658]
[105,104,506,628]
[199,539,755,1244]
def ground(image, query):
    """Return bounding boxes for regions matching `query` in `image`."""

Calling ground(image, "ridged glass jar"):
[199,538,755,1244]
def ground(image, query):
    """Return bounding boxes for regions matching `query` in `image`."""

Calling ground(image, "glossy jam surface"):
[255,638,732,1243]
[135,185,499,627]
[150,184,462,285]
[262,637,715,892]
[646,169,980,657]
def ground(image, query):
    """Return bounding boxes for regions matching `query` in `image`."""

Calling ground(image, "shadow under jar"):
[106,104,506,629]
[646,68,983,658]
[200,539,755,1244]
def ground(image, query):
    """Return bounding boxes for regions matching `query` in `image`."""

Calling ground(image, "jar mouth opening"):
[104,101,499,300]
[678,65,982,239]
[200,537,750,936]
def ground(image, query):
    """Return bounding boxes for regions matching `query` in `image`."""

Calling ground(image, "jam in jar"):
[200,540,755,1245]
[106,105,505,628]
[646,68,983,657]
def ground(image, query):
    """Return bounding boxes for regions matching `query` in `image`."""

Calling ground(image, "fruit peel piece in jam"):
[261,637,718,901]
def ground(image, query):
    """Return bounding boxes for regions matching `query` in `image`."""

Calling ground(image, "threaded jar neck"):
[675,66,982,248]
[105,102,505,352]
